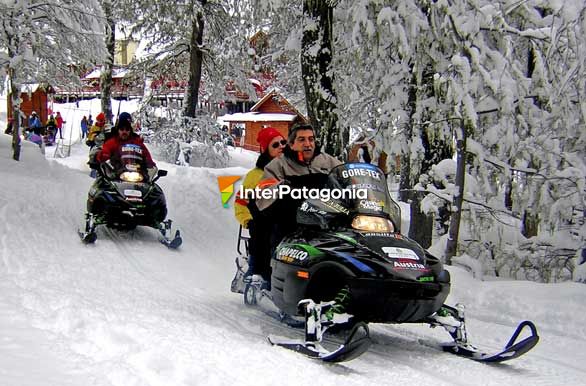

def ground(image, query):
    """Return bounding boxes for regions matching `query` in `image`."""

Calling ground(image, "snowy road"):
[1,134,585,385]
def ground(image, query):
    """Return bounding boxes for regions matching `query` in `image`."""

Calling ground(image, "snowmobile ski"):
[160,229,182,249]
[441,320,539,363]
[78,213,98,243]
[429,304,539,363]
[268,322,371,363]
[78,230,97,244]
[267,299,371,363]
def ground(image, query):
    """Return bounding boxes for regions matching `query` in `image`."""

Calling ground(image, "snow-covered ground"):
[1,118,585,385]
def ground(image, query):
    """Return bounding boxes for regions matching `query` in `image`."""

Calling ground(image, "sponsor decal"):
[393,261,429,271]
[362,232,395,238]
[362,233,403,241]
[121,144,143,154]
[418,276,435,282]
[382,247,419,261]
[341,167,382,180]
[277,247,309,262]
[350,183,385,192]
[322,200,350,215]
[359,200,384,211]
[348,163,379,171]
[299,202,327,215]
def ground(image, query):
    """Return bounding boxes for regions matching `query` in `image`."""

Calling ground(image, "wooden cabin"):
[220,90,307,151]
[7,83,54,128]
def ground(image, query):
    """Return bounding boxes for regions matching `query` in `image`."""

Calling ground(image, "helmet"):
[118,112,132,123]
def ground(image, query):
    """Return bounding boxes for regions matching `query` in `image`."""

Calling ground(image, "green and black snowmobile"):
[233,163,538,363]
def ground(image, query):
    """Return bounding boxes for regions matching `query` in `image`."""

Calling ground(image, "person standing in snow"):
[29,112,42,135]
[55,112,65,139]
[233,127,287,284]
[80,116,88,139]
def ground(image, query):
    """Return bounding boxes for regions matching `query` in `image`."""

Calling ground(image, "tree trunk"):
[301,0,341,156]
[504,177,513,211]
[9,72,21,161]
[100,0,115,123]
[408,193,434,248]
[445,121,467,264]
[399,67,417,203]
[522,209,539,238]
[184,2,206,118]
[398,153,411,202]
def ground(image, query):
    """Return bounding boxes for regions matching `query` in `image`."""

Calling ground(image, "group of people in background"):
[20,111,66,146]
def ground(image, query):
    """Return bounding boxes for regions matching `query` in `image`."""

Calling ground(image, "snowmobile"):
[232,163,539,363]
[78,143,182,249]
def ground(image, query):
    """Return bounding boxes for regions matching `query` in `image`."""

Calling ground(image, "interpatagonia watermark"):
[238,184,368,202]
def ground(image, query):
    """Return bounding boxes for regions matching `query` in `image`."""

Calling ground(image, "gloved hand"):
[147,166,158,181]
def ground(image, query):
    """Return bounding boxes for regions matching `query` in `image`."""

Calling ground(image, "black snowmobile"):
[233,163,538,363]
[79,143,182,249]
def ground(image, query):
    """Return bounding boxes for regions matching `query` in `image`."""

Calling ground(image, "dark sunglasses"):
[271,139,287,149]
[119,127,131,132]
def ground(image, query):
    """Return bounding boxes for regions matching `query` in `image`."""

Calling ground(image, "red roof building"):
[220,90,307,151]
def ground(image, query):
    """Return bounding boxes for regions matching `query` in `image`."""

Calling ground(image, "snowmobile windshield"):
[119,144,145,182]
[325,163,401,229]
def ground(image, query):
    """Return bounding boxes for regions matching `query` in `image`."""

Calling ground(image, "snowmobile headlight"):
[351,215,395,233]
[120,171,144,183]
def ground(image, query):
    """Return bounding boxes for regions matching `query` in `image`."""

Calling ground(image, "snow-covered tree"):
[301,0,344,156]
[0,0,106,160]
[121,0,254,118]
[260,0,586,280]
[305,0,585,280]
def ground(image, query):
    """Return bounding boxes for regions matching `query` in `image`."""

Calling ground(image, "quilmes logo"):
[217,176,242,208]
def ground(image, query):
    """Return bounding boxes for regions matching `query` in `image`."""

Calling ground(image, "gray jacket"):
[256,146,342,211]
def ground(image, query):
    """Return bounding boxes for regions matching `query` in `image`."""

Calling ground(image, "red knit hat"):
[257,127,284,152]
[96,112,106,123]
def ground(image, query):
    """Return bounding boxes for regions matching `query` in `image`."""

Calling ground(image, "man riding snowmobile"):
[79,112,181,248]
[247,123,341,290]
